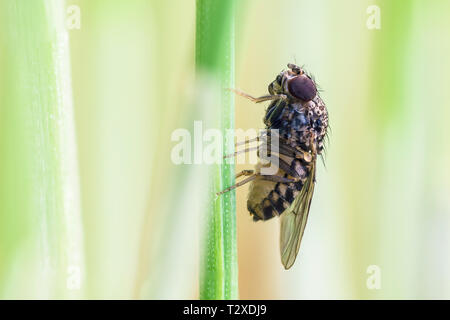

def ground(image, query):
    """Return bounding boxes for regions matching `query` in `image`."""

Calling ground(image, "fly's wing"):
[280,160,316,269]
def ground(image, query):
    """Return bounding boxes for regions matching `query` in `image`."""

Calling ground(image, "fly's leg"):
[223,133,267,159]
[260,175,300,183]
[229,88,287,103]
[262,136,313,162]
[223,146,259,159]
[216,174,257,196]
[216,170,255,196]
[216,167,300,196]
[257,152,306,182]
[235,135,264,147]
[224,132,273,159]
[216,172,299,196]
[236,169,254,179]
[223,136,312,167]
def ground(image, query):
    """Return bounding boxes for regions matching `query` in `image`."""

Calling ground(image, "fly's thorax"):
[265,95,328,154]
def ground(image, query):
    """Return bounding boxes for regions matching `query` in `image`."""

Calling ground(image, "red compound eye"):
[287,75,317,101]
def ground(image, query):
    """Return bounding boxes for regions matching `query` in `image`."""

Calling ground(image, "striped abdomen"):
[247,158,310,221]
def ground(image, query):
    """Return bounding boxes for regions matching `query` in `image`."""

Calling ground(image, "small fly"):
[218,63,329,269]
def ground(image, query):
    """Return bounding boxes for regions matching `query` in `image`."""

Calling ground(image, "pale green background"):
[0,0,449,299]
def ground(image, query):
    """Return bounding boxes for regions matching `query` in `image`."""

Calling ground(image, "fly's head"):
[268,63,317,102]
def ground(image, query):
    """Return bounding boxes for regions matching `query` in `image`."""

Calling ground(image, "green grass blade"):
[196,0,238,300]
[0,0,84,298]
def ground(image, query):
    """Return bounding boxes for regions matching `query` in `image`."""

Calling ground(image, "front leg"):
[229,88,287,103]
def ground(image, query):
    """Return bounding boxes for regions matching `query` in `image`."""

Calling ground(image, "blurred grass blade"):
[0,0,84,298]
[196,0,238,300]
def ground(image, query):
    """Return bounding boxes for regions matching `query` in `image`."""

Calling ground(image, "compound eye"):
[287,75,317,101]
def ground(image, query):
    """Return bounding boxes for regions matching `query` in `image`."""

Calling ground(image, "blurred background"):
[0,0,450,299]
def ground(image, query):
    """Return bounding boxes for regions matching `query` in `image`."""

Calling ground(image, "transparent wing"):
[279,160,316,269]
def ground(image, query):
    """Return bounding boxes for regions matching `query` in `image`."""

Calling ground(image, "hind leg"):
[216,170,299,196]
[216,174,257,196]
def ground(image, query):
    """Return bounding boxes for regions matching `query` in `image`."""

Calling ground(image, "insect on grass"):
[218,63,329,269]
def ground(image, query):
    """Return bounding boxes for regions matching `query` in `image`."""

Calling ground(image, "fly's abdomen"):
[247,159,309,221]
[247,179,303,221]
